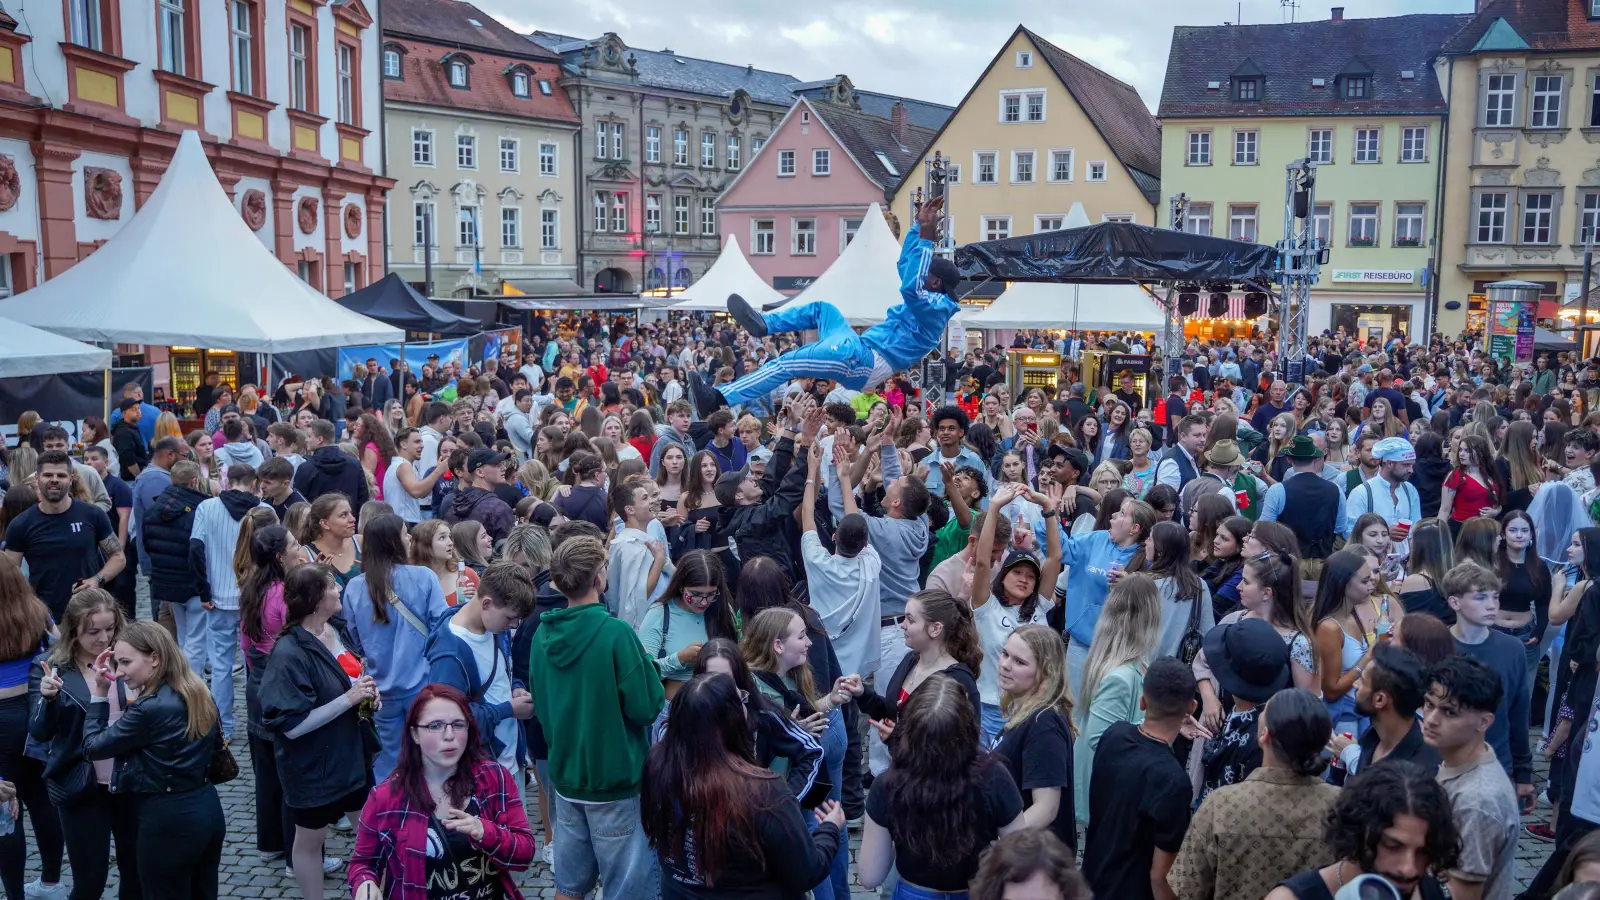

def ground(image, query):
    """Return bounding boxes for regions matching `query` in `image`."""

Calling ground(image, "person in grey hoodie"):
[214,418,265,480]
[504,389,537,459]
[188,463,269,740]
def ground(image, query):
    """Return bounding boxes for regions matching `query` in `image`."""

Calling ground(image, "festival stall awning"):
[670,235,785,312]
[0,317,112,377]
[0,130,401,353]
[966,283,1168,331]
[336,272,481,336]
[770,203,904,326]
[954,221,1280,285]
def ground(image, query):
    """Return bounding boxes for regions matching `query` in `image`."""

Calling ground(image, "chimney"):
[890,101,908,146]
[1331,6,1344,20]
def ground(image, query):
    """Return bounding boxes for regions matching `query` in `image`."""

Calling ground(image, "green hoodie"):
[529,602,665,802]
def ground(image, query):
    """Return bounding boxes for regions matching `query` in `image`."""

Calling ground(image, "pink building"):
[716,76,949,294]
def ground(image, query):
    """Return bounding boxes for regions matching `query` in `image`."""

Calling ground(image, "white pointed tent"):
[774,203,903,326]
[0,317,111,377]
[670,235,784,312]
[967,282,1168,331]
[0,130,401,353]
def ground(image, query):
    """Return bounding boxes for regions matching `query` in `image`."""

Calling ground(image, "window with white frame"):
[701,132,716,167]
[999,90,1045,123]
[1308,128,1332,164]
[753,219,775,254]
[1522,192,1555,244]
[344,262,356,294]
[778,150,795,176]
[813,149,830,175]
[752,136,766,155]
[673,195,689,234]
[975,152,996,184]
[645,126,660,163]
[1348,203,1378,245]
[1484,74,1515,126]
[1087,162,1107,182]
[644,194,660,232]
[68,0,103,50]
[1313,203,1332,245]
[501,207,519,248]
[1400,126,1427,162]
[1035,215,1064,232]
[610,123,624,160]
[1186,203,1212,236]
[1049,150,1073,182]
[297,260,311,283]
[1012,150,1035,183]
[289,23,309,110]
[1354,128,1380,163]
[336,44,354,124]
[594,122,609,160]
[673,129,689,165]
[946,163,961,184]
[511,72,529,97]
[540,209,558,249]
[792,218,816,255]
[726,134,741,170]
[1476,192,1508,243]
[457,134,475,169]
[841,217,862,251]
[447,60,468,88]
[592,192,607,233]
[1027,93,1044,121]
[159,0,186,75]
[1233,130,1258,165]
[1229,204,1257,242]
[412,200,434,247]
[1016,50,1032,67]
[539,142,556,176]
[983,216,1011,241]
[1580,191,1600,244]
[700,198,715,234]
[1531,75,1564,128]
[1395,203,1424,245]
[459,206,478,246]
[412,130,433,166]
[538,80,551,95]
[499,138,517,172]
[1187,131,1211,165]
[610,192,627,233]
[1102,214,1134,224]
[1002,94,1021,123]
[232,2,256,93]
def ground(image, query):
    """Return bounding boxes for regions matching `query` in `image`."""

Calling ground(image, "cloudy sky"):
[479,0,1467,112]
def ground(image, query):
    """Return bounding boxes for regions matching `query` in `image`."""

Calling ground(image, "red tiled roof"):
[383,39,578,124]
[1441,0,1600,53]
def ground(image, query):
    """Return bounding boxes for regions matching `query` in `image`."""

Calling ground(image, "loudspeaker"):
[1177,292,1199,316]
[1208,292,1230,318]
[1243,292,1269,317]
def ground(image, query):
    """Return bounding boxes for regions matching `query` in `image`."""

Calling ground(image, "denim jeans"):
[551,793,659,899]
[372,692,416,784]
[893,880,968,900]
[980,703,1005,750]
[870,625,913,776]
[809,707,849,900]
[204,607,240,738]
[167,597,209,674]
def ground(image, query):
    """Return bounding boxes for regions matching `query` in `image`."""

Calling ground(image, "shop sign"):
[1330,269,1416,284]
[774,276,817,291]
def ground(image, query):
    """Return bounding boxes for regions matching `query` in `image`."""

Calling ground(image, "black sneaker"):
[687,370,727,419]
[727,293,768,338]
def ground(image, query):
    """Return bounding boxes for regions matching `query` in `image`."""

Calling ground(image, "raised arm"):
[942,461,973,529]
[1030,482,1064,591]
[972,483,1023,609]
[802,440,822,534]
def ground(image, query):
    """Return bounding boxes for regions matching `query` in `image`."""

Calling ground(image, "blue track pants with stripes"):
[718,301,880,407]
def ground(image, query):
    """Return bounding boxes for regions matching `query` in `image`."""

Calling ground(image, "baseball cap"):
[748,446,774,464]
[467,449,509,472]
[713,470,747,507]
[1372,437,1415,463]
[117,397,140,412]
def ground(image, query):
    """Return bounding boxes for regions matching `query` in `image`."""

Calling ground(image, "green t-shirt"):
[926,509,972,578]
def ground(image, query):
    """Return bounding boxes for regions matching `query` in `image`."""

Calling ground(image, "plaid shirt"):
[348,760,535,900]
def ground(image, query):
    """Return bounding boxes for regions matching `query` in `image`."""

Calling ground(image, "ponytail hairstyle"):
[908,588,983,675]
[1243,551,1308,635]
[232,506,280,590]
[1263,688,1332,778]
[116,620,218,741]
[240,525,298,644]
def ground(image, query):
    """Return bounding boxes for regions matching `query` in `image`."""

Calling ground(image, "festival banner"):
[336,338,469,383]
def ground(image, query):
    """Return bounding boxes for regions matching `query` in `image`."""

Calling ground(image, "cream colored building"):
[890,27,1161,246]
[1435,1,1600,338]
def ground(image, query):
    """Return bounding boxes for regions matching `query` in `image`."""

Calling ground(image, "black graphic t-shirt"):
[425,796,505,900]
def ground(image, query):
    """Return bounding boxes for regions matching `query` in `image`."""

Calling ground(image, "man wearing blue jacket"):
[688,195,960,416]
[424,561,537,780]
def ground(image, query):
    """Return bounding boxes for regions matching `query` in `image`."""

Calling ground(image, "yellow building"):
[890,26,1160,248]
[1159,11,1467,343]
[1435,1,1600,338]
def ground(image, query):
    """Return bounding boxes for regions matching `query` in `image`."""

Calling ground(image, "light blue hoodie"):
[1056,531,1141,648]
[342,564,450,698]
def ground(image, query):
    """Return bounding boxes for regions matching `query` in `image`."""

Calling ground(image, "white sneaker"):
[330,815,353,833]
[284,858,343,877]
[541,842,555,867]
[24,881,68,900]
[258,850,285,862]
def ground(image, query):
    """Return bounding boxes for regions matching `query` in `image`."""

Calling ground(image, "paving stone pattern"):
[20,588,1556,897]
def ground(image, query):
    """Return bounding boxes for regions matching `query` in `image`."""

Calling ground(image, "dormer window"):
[1236,78,1259,101]
[507,66,531,98]
[442,54,473,89]
[1230,59,1264,103]
[383,48,400,79]
[1343,76,1368,99]
[538,80,552,95]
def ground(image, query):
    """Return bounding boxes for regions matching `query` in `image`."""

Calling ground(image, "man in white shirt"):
[417,401,452,518]
[604,478,671,629]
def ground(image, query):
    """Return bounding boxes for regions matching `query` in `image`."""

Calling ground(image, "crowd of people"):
[6,279,1600,900]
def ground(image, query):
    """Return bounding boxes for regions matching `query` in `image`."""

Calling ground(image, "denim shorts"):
[551,792,659,899]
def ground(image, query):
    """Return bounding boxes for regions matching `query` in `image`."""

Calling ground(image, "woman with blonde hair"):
[410,519,476,607]
[1088,461,1124,498]
[152,410,184,445]
[6,444,36,486]
[82,620,226,900]
[1073,572,1162,825]
[380,398,405,436]
[1356,397,1406,442]
[451,519,494,574]
[516,459,555,502]
[1253,412,1298,483]
[993,623,1077,851]
[600,415,642,463]
[1323,416,1351,470]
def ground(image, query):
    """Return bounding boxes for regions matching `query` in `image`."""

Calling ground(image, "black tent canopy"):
[954,221,1280,285]
[336,272,481,336]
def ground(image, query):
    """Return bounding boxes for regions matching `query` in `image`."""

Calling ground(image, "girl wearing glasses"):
[348,684,535,900]
[260,565,376,900]
[636,551,738,704]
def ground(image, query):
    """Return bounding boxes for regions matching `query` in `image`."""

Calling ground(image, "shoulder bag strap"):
[389,595,429,637]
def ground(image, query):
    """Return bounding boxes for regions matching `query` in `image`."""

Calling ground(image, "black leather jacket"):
[82,682,220,795]
[28,660,125,805]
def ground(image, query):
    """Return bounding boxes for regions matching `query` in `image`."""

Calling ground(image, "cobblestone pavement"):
[18,590,1558,897]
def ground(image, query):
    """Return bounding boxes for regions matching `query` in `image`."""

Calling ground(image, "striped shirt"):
[190,495,268,610]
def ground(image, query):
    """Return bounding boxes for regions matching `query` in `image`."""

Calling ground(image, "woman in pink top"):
[238,524,308,862]
[355,413,398,502]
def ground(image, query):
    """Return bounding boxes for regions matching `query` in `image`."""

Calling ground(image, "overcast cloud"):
[478,0,1467,112]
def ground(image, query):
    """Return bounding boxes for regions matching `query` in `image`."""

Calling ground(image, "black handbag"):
[207,730,239,784]
[1178,592,1205,666]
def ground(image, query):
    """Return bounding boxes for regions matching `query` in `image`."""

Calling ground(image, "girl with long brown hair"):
[354,413,398,502]
[409,519,475,607]
[1,554,60,900]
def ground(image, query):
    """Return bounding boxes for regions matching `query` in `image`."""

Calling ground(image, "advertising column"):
[1484,280,1542,367]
